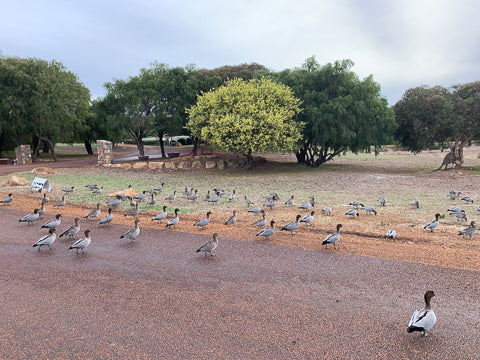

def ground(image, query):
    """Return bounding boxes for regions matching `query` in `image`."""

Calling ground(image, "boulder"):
[177,161,191,169]
[120,163,132,170]
[5,175,29,186]
[191,161,202,169]
[132,162,148,170]
[148,162,165,170]
[217,159,226,169]
[205,161,217,169]
[164,161,177,169]
[32,167,57,175]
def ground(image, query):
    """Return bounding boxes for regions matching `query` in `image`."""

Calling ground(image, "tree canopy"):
[186,77,303,166]
[273,57,396,166]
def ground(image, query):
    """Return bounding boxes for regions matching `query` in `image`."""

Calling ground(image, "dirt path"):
[0,208,479,359]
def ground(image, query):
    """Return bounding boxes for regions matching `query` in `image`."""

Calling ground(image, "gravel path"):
[0,209,478,359]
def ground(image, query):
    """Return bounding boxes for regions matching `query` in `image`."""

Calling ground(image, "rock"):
[120,163,132,170]
[32,167,57,175]
[164,161,177,169]
[217,159,226,169]
[177,161,191,169]
[133,162,148,170]
[205,161,217,169]
[5,175,29,186]
[148,162,165,170]
[191,161,202,169]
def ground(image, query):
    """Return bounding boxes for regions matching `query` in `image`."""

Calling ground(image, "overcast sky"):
[2,0,479,105]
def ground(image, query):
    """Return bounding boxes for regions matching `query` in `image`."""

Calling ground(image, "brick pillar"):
[97,140,113,165]
[15,145,32,165]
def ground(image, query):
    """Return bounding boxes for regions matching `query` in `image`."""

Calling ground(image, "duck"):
[196,233,219,256]
[38,203,46,217]
[361,206,377,216]
[69,230,92,254]
[188,190,199,202]
[424,213,440,232]
[147,194,156,206]
[193,211,212,230]
[448,191,461,200]
[19,209,40,225]
[349,200,364,208]
[99,208,113,225]
[256,220,275,241]
[120,218,140,242]
[122,185,132,191]
[252,211,267,228]
[263,196,277,210]
[124,203,139,217]
[228,190,236,202]
[107,196,122,207]
[208,192,221,205]
[407,290,437,336]
[300,211,315,226]
[85,184,98,190]
[450,210,467,222]
[128,196,137,208]
[281,214,301,235]
[224,210,236,225]
[322,224,342,250]
[152,206,168,222]
[213,188,226,197]
[263,192,279,201]
[447,206,462,213]
[205,190,211,201]
[299,202,314,211]
[62,186,75,194]
[154,183,165,192]
[377,198,386,206]
[248,206,262,215]
[165,191,177,202]
[32,228,56,251]
[244,196,254,206]
[461,196,474,204]
[134,191,147,202]
[41,214,62,229]
[42,193,49,204]
[345,209,359,217]
[458,221,477,239]
[0,193,12,205]
[53,196,66,208]
[386,229,396,239]
[92,187,103,195]
[84,203,101,219]
[165,208,180,229]
[59,217,81,240]
[412,200,420,209]
[322,207,332,216]
[284,195,294,206]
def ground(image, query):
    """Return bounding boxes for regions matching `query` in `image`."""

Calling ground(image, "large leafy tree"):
[0,57,90,160]
[394,82,480,165]
[274,57,396,166]
[186,77,303,167]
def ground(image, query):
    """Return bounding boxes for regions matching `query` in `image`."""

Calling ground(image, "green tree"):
[394,82,480,165]
[186,77,303,167]
[274,58,396,166]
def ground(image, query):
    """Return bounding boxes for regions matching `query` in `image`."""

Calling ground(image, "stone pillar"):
[97,140,113,165]
[15,145,32,165]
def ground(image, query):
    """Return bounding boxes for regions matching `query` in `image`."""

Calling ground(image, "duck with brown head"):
[407,290,437,336]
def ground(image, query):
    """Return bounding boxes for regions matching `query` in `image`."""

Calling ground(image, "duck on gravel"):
[59,217,81,240]
[41,214,62,229]
[377,198,386,206]
[38,203,46,218]
[448,191,461,200]
[345,209,359,217]
[252,211,267,228]
[154,183,165,192]
[196,233,219,256]
[349,200,364,208]
[407,290,437,336]
[450,210,467,222]
[0,193,12,205]
[458,221,477,239]
[165,191,177,202]
[166,208,180,229]
[299,201,314,211]
[447,206,463,213]
[85,184,97,190]
[188,190,199,202]
[33,228,56,251]
[361,206,377,216]
[92,187,103,195]
[248,207,262,215]
[84,203,101,219]
[281,214,301,235]
[263,196,277,211]
[208,192,221,205]
[322,207,332,216]
[228,190,236,202]
[120,219,140,243]
[424,213,440,232]
[284,195,294,206]
[224,210,236,225]
[147,194,156,206]
[124,204,139,217]
[256,220,275,241]
[53,196,66,208]
[107,196,122,208]
[69,230,92,254]
[322,224,342,250]
[134,191,147,202]
[412,200,420,209]
[152,206,168,223]
[244,196,254,207]
[300,211,315,226]
[19,209,40,225]
[386,229,397,239]
[42,193,49,204]
[461,196,474,204]
[99,208,113,226]
[193,211,212,230]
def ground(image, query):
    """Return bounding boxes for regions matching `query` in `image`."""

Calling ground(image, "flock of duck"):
[6,182,476,337]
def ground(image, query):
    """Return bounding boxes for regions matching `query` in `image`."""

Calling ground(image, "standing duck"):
[154,183,165,192]
[193,211,212,230]
[0,193,12,205]
[424,213,440,232]
[299,201,314,211]
[107,196,122,208]
[53,196,66,208]
[228,190,236,202]
[244,196,254,207]
[152,206,168,223]
[284,195,294,206]
[386,229,397,239]
[124,203,139,217]
[32,228,56,251]
[450,210,467,222]
[69,230,92,254]
[41,214,62,229]
[19,209,40,225]
[322,207,332,216]
[256,220,275,241]
[59,217,81,240]
[248,206,262,215]
[165,191,177,202]
[361,206,377,216]
[377,198,386,206]
[62,186,75,195]
[99,208,113,226]
[412,200,420,209]
[38,203,46,217]
[263,196,277,211]
[208,192,221,205]
[92,187,103,195]
[407,290,437,336]
[281,215,301,235]
[224,210,236,225]
[188,190,199,202]
[458,221,477,239]
[42,193,49,204]
[322,224,342,250]
[147,194,156,206]
[196,233,219,256]
[349,200,364,208]
[461,196,473,204]
[300,211,315,226]
[84,203,101,219]
[252,210,267,228]
[120,218,140,242]
[345,209,359,218]
[134,191,147,202]
[165,208,180,229]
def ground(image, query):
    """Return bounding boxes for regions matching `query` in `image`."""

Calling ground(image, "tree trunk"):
[136,138,145,158]
[84,139,94,155]
[42,140,49,154]
[32,134,41,158]
[244,150,254,170]
[43,138,57,161]
[157,130,166,158]
[192,137,199,157]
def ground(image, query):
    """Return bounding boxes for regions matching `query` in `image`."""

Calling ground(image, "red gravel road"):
[0,209,479,359]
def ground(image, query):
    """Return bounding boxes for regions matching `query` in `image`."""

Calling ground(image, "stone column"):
[97,140,113,165]
[15,145,32,165]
